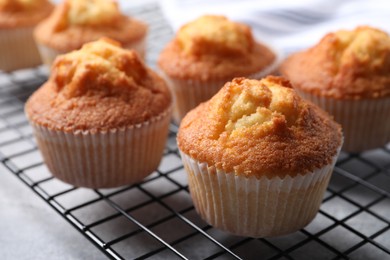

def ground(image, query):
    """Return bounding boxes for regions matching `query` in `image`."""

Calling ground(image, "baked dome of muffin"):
[63,0,122,27]
[177,15,253,57]
[34,0,147,53]
[178,76,342,178]
[26,38,171,132]
[158,15,276,81]
[0,0,53,28]
[280,26,390,99]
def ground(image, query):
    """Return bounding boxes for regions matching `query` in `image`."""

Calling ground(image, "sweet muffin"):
[280,26,390,152]
[34,0,147,67]
[177,76,342,237]
[25,38,172,188]
[0,0,53,71]
[158,15,279,123]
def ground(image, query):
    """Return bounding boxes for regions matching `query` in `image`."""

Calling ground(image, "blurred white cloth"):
[159,0,390,56]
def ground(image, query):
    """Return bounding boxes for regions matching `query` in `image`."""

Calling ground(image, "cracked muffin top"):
[280,26,390,99]
[34,0,147,52]
[177,76,342,178]
[158,15,276,81]
[0,0,53,28]
[25,38,171,133]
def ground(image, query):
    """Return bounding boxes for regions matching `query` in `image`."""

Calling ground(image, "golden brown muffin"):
[178,76,342,237]
[0,0,54,71]
[280,26,390,152]
[34,0,147,66]
[158,15,278,123]
[26,38,172,188]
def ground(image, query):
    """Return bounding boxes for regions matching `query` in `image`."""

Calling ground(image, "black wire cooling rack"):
[1,3,390,260]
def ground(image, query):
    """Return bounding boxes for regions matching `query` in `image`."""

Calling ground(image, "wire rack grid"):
[1,3,390,260]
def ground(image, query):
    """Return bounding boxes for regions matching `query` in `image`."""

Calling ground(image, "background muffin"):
[34,0,147,67]
[158,15,279,123]
[0,0,53,71]
[280,26,390,152]
[177,76,342,237]
[25,38,172,188]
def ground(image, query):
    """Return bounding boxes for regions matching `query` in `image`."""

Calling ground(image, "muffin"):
[158,15,279,123]
[177,76,342,237]
[0,0,53,71]
[25,38,172,188]
[34,0,147,67]
[280,26,390,152]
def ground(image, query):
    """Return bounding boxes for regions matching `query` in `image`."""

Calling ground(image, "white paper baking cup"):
[296,91,390,152]
[36,36,147,68]
[0,27,42,71]
[160,44,282,124]
[180,150,339,238]
[29,106,171,188]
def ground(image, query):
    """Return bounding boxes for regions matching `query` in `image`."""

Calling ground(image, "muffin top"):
[25,38,171,133]
[0,0,53,28]
[158,15,275,81]
[280,26,390,99]
[34,0,147,52]
[177,76,342,179]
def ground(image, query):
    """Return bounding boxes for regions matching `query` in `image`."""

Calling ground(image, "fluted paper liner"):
[180,150,339,238]
[0,27,42,71]
[29,106,171,188]
[37,36,147,68]
[161,44,282,124]
[297,91,390,152]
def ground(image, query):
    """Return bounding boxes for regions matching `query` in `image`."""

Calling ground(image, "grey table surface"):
[0,163,104,260]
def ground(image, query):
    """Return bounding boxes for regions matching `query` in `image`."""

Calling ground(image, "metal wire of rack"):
[1,3,390,260]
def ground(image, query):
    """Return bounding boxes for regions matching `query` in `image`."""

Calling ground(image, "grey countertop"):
[0,163,103,260]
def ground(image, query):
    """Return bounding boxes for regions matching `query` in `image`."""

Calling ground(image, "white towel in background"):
[159,0,390,56]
